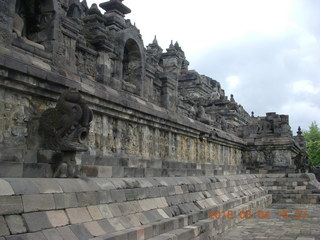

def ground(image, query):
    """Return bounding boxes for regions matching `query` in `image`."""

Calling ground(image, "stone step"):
[272,193,320,204]
[0,174,270,239]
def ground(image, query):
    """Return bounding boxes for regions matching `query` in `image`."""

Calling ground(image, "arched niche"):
[14,0,56,49]
[122,38,143,95]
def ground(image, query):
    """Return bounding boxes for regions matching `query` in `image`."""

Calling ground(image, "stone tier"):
[80,157,247,178]
[12,157,247,178]
[0,174,271,239]
[258,173,320,204]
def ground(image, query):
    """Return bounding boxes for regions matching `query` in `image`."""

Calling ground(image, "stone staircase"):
[0,174,271,240]
[258,173,320,204]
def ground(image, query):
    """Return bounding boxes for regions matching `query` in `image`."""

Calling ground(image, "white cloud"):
[226,75,240,93]
[292,80,319,95]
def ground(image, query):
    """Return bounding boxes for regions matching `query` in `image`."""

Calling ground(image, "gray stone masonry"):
[0,0,306,177]
[0,173,318,239]
[0,174,274,239]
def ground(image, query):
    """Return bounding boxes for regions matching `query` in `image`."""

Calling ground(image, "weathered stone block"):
[54,193,78,209]
[87,206,103,220]
[0,178,14,196]
[46,210,69,227]
[97,219,116,233]
[0,216,9,237]
[22,193,55,212]
[76,191,99,207]
[5,232,47,240]
[66,207,92,224]
[83,221,107,237]
[107,218,126,231]
[5,215,27,235]
[0,195,23,214]
[4,179,39,194]
[97,204,114,218]
[42,229,64,240]
[23,212,52,232]
[56,226,79,240]
[110,189,126,202]
[30,179,63,194]
[69,224,93,240]
[0,162,23,177]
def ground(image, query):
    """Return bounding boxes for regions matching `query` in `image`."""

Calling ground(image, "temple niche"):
[14,0,57,50]
[122,38,143,95]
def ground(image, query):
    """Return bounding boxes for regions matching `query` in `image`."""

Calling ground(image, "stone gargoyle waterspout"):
[38,88,93,177]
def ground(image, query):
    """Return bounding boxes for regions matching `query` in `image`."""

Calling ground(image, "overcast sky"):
[87,0,320,133]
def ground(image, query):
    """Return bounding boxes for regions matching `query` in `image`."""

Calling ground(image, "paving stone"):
[66,207,92,224]
[5,215,27,234]
[42,228,64,240]
[0,179,14,196]
[0,196,23,214]
[0,216,10,236]
[23,211,52,232]
[46,210,69,227]
[22,194,55,212]
[54,193,78,209]
[56,226,79,240]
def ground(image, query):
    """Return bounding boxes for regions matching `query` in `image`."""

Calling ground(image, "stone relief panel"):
[0,87,55,162]
[76,49,97,78]
[152,85,161,106]
[0,87,243,168]
[159,130,169,159]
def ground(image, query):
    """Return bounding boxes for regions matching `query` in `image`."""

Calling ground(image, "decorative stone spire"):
[87,3,102,15]
[100,0,131,16]
[174,41,180,49]
[153,35,158,45]
[81,0,88,9]
[297,126,302,136]
[169,40,174,48]
[100,0,131,31]
[230,94,235,103]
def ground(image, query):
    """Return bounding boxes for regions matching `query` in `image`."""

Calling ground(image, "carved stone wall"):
[0,0,306,177]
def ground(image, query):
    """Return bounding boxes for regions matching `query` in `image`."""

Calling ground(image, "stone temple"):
[0,0,319,239]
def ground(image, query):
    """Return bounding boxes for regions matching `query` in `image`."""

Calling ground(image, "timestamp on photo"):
[208,210,308,220]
